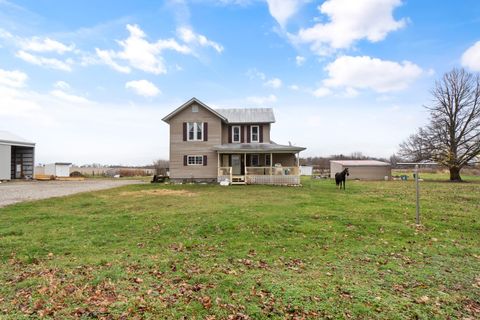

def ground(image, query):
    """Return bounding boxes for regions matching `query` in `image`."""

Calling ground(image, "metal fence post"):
[415,164,420,225]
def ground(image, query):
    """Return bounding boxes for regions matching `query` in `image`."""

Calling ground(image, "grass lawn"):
[0,176,479,319]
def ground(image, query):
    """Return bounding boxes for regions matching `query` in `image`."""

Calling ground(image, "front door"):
[231,155,241,175]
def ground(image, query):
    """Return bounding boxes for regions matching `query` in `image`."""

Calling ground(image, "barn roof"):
[0,130,35,147]
[215,108,275,123]
[330,160,391,167]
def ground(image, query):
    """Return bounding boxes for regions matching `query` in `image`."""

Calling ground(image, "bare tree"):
[153,159,169,176]
[399,68,480,181]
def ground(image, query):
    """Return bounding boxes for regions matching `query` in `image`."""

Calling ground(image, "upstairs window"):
[251,125,259,143]
[187,122,203,141]
[192,105,198,112]
[232,126,241,143]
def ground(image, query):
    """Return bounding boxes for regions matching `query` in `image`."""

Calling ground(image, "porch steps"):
[231,175,246,185]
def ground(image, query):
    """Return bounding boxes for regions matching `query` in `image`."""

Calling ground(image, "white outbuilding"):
[44,163,72,178]
[330,160,391,181]
[300,165,313,176]
[0,131,35,180]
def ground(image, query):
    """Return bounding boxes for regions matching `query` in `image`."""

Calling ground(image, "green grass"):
[0,176,479,319]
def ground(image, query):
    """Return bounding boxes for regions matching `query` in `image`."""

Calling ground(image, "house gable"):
[162,97,227,123]
[167,99,223,180]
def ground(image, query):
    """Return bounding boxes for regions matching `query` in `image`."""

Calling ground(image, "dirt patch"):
[120,189,196,197]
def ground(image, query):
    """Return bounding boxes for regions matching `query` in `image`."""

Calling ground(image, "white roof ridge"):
[0,130,35,146]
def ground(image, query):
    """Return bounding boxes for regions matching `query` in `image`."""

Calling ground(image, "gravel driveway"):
[0,179,144,208]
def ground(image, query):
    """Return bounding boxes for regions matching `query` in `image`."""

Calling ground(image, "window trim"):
[187,122,203,141]
[232,125,241,143]
[187,155,204,166]
[251,125,259,143]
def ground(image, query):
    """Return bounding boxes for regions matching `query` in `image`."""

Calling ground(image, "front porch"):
[217,152,301,185]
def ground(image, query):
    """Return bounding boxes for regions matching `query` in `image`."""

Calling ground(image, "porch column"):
[244,153,247,177]
[297,152,300,167]
[270,152,273,176]
[217,153,220,177]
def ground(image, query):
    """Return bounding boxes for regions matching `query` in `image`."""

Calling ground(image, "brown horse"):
[335,168,349,190]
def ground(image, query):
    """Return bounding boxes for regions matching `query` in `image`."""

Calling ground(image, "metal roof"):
[162,98,276,124]
[216,108,275,123]
[213,143,305,153]
[330,160,391,167]
[0,130,35,147]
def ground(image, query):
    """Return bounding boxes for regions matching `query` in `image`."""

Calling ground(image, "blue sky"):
[1,0,480,165]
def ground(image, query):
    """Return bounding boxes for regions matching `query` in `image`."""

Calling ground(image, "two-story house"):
[162,98,306,185]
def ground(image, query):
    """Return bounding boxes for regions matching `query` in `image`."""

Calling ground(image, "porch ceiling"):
[213,143,306,153]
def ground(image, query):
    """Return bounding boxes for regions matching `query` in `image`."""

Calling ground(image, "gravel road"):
[0,179,144,208]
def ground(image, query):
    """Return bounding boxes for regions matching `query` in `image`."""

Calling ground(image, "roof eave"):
[225,120,276,124]
[162,97,228,123]
[212,145,306,153]
[0,140,36,147]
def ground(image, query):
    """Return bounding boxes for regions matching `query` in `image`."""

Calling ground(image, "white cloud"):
[177,27,224,53]
[53,80,70,90]
[0,68,28,87]
[96,24,200,74]
[266,0,305,28]
[323,55,423,93]
[289,84,300,90]
[50,89,91,104]
[0,28,13,39]
[20,37,74,54]
[264,77,282,88]
[246,94,277,105]
[246,68,282,89]
[296,0,406,55]
[312,86,332,97]
[461,41,480,71]
[0,29,77,70]
[95,48,131,73]
[125,79,161,97]
[246,68,266,80]
[295,55,305,66]
[16,50,72,71]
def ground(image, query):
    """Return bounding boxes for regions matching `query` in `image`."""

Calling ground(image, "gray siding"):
[0,144,11,180]
[271,153,296,166]
[221,123,271,144]
[169,102,222,180]
[330,162,391,180]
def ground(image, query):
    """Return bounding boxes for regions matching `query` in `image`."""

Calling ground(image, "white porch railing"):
[217,167,232,183]
[245,166,299,176]
[217,166,300,185]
